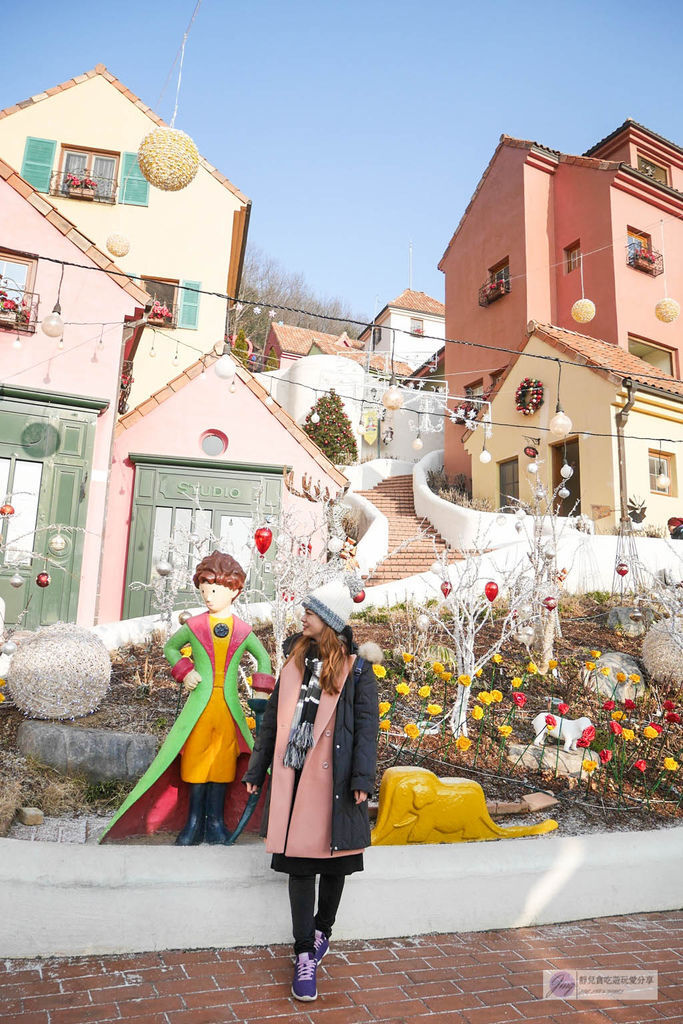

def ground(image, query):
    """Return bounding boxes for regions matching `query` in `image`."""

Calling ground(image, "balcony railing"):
[479,276,511,306]
[146,301,177,328]
[0,286,40,333]
[627,245,664,277]
[50,170,117,204]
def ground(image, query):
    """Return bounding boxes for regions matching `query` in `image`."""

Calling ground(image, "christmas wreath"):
[515,377,544,416]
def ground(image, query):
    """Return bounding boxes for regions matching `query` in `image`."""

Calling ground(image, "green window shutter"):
[178,280,201,329]
[20,137,57,192]
[119,152,149,206]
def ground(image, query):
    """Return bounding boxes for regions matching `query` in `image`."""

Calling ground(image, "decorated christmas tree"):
[303,388,358,464]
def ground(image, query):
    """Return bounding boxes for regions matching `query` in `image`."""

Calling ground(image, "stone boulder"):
[17,722,158,783]
[506,742,598,778]
[606,606,653,638]
[581,651,646,702]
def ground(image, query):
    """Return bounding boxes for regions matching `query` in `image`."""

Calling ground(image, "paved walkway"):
[2,911,681,1024]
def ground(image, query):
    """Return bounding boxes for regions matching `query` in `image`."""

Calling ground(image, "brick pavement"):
[2,911,681,1024]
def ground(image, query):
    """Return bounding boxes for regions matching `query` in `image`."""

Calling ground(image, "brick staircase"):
[355,475,448,585]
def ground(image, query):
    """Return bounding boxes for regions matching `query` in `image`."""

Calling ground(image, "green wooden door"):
[123,456,285,619]
[0,397,97,628]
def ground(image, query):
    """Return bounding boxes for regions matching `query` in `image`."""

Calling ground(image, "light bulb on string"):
[149,341,156,358]
[656,440,670,490]
[229,379,237,394]
[412,434,424,452]
[12,334,22,350]
[549,358,572,438]
[41,263,65,338]
[479,436,491,464]
[172,346,180,367]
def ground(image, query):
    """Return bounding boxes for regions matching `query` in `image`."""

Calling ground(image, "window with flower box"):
[626,228,663,276]
[410,318,424,336]
[142,277,179,327]
[0,252,39,333]
[52,147,119,203]
[479,259,510,306]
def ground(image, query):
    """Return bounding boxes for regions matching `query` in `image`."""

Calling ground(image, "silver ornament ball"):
[156,560,173,577]
[9,573,24,589]
[1,639,18,656]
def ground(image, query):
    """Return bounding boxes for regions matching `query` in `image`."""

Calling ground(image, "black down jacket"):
[243,631,379,853]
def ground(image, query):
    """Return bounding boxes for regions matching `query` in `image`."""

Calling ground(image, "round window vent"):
[200,430,228,456]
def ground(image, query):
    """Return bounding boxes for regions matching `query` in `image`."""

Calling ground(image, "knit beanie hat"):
[302,579,354,633]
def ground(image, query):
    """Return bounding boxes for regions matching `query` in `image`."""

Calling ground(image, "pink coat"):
[265,654,365,859]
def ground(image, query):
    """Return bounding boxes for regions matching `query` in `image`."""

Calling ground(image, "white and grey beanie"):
[302,579,354,633]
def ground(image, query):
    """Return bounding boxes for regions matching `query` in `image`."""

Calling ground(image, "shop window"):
[498,457,519,506]
[628,335,674,376]
[637,155,669,185]
[0,457,43,565]
[565,241,581,273]
[649,451,674,496]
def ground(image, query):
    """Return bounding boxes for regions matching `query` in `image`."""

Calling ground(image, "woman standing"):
[243,579,379,1001]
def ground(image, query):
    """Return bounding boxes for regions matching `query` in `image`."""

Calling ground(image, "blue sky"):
[4,1,683,319]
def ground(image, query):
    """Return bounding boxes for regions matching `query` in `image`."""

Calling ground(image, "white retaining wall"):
[2,826,682,957]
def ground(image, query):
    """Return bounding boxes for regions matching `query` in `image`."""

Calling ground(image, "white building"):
[358,289,445,371]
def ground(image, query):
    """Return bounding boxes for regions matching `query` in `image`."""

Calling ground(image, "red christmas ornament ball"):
[0,503,15,517]
[352,590,366,604]
[440,581,452,598]
[254,526,273,555]
[616,562,629,577]
[36,571,51,588]
[484,581,499,602]
[542,596,558,611]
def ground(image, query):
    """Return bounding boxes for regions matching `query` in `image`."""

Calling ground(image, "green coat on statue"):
[99,612,274,842]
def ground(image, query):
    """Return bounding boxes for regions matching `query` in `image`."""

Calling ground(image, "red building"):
[440,120,683,475]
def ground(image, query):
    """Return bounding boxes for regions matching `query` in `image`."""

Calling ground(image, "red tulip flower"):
[647,722,663,735]
[665,711,681,724]
[599,749,613,764]
[545,714,557,728]
[609,721,622,736]
[663,700,676,711]
[576,725,596,748]
[634,759,647,772]
[602,700,616,711]
[624,699,636,710]
[558,702,569,715]
[512,692,527,708]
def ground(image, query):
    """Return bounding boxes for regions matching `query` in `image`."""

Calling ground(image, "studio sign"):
[176,480,242,500]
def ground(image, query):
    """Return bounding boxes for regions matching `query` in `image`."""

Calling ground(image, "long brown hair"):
[286,625,349,694]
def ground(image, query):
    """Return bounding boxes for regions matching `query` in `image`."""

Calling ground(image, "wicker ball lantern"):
[106,233,131,258]
[138,127,199,192]
[571,298,596,324]
[655,298,680,324]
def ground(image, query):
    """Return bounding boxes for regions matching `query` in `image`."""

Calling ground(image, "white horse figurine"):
[532,713,593,752]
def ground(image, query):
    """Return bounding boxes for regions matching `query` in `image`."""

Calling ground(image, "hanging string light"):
[41,264,65,338]
[549,359,573,438]
[12,334,22,350]
[656,439,670,490]
[479,435,491,463]
[655,220,680,324]
[571,253,596,324]
[412,414,424,451]
[382,329,404,410]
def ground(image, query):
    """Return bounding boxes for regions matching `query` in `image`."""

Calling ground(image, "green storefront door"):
[0,387,104,628]
[123,454,285,619]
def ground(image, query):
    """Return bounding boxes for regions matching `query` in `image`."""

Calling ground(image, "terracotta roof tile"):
[1,159,149,308]
[117,351,347,489]
[0,64,250,206]
[530,321,683,399]
[388,289,445,316]
[270,322,343,355]
[268,322,414,376]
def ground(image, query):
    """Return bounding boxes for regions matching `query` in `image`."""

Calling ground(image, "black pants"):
[288,874,346,955]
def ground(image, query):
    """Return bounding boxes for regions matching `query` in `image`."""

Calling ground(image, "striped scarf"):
[283,652,322,770]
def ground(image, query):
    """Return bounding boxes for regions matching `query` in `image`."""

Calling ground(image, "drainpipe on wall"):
[615,377,636,528]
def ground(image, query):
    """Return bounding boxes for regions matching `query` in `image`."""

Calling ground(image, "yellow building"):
[0,64,250,409]
[464,321,683,533]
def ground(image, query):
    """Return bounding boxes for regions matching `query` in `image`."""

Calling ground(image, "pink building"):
[0,159,147,628]
[440,120,683,476]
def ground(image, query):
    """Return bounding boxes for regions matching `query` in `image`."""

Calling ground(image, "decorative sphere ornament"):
[515,520,524,533]
[412,436,424,452]
[382,385,404,411]
[571,298,596,323]
[155,560,173,577]
[41,310,65,338]
[352,590,366,604]
[105,233,130,258]
[0,503,15,517]
[542,596,558,611]
[6,623,111,719]
[327,536,344,554]
[616,562,629,577]
[484,581,499,602]
[528,461,538,475]
[137,127,199,192]
[9,573,24,588]
[479,448,492,464]
[417,614,430,631]
[178,610,192,625]
[560,463,573,480]
[1,640,18,656]
[440,581,452,598]
[214,354,236,380]
[655,298,680,324]
[48,533,67,554]
[254,526,273,555]
[311,412,320,424]
[35,572,51,588]
[558,486,570,499]
[549,409,573,438]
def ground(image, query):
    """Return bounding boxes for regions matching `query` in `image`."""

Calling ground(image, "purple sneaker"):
[291,952,317,1001]
[314,929,329,963]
